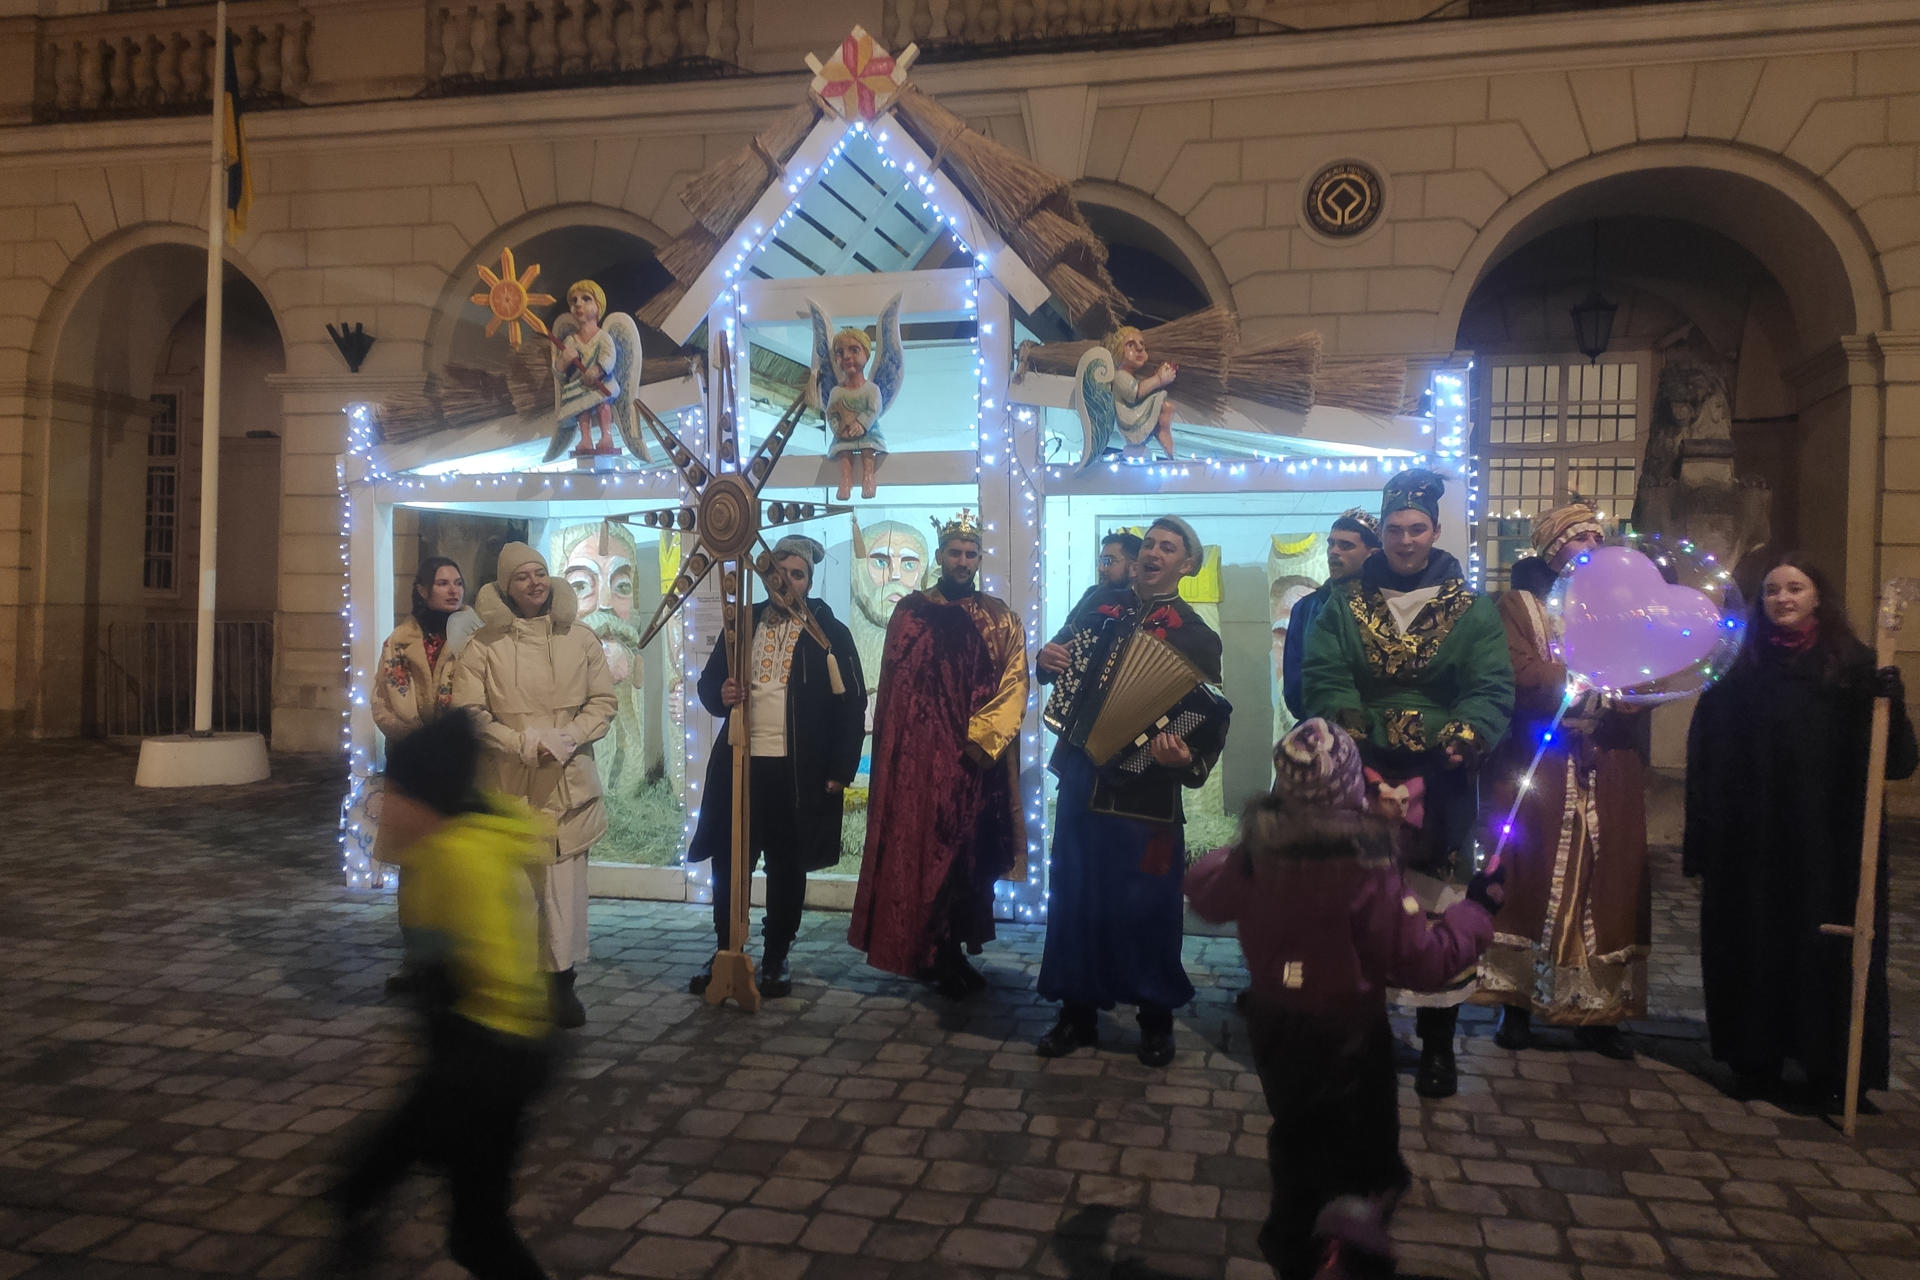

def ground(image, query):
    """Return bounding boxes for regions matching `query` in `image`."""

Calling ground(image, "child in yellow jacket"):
[328,709,556,1280]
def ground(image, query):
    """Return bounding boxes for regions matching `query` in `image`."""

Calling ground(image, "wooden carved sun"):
[471,246,556,345]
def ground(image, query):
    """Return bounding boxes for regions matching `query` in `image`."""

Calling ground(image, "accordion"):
[1050,626,1224,769]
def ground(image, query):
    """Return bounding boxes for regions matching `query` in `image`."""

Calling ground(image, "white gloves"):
[519,728,577,767]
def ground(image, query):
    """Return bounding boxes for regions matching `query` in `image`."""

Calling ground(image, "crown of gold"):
[931,507,983,545]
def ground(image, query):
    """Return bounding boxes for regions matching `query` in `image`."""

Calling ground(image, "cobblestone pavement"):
[1,740,1916,1280]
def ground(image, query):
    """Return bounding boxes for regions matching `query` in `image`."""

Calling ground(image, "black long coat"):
[686,599,866,874]
[1684,637,1916,1089]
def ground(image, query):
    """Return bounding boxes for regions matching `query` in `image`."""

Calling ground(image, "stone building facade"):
[0,0,1915,808]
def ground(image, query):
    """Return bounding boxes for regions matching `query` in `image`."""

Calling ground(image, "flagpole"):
[194,0,228,736]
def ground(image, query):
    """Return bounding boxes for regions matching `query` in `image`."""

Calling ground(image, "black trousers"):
[709,755,808,955]
[334,1014,554,1280]
[1247,1004,1409,1280]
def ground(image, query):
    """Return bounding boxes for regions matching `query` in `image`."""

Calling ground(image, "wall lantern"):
[1568,221,1616,364]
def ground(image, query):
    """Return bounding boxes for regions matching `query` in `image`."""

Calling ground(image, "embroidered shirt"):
[747,616,801,757]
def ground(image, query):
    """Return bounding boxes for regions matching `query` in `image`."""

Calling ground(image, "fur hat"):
[1272,717,1366,813]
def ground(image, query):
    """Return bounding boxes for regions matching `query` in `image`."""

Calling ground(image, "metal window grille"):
[144,393,179,593]
[1479,357,1647,590]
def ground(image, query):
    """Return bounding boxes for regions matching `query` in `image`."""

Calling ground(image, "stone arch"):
[423,202,673,373]
[1437,142,1887,355]
[1070,180,1234,320]
[26,222,283,392]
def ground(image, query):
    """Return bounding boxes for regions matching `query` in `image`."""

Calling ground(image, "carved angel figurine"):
[545,279,650,464]
[808,293,904,499]
[1072,324,1179,471]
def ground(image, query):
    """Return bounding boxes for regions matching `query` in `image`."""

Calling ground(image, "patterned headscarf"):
[1380,468,1445,523]
[1530,501,1604,564]
[1273,717,1366,813]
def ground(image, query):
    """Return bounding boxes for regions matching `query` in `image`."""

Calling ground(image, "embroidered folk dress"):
[1476,564,1650,1026]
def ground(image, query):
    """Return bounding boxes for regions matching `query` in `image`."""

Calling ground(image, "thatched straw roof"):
[634,85,1128,339]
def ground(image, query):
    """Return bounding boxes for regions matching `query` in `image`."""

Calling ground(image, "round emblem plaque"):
[1304,162,1385,238]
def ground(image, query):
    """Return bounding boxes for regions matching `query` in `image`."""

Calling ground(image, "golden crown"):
[931,507,983,545]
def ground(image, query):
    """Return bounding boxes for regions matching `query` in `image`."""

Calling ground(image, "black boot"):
[1136,1007,1176,1068]
[1414,1006,1458,1099]
[757,945,792,999]
[1036,1006,1099,1058]
[551,968,585,1029]
[1494,1005,1533,1051]
[1574,1024,1633,1060]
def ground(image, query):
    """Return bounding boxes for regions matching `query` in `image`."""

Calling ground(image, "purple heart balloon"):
[1558,545,1726,692]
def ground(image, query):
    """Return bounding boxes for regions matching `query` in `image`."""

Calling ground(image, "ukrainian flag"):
[221,32,251,236]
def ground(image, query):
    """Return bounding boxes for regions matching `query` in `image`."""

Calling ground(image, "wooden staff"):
[1822,577,1915,1135]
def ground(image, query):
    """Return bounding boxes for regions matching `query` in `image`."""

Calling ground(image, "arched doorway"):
[1072,180,1231,330]
[1451,161,1873,604]
[32,239,286,737]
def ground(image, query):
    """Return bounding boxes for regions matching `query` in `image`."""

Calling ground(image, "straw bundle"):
[1045,263,1128,337]
[1017,305,1240,418]
[1315,356,1411,415]
[637,282,688,331]
[890,85,1065,231]
[1006,202,1107,279]
[377,364,536,443]
[657,227,721,286]
[681,101,821,238]
[1224,330,1323,416]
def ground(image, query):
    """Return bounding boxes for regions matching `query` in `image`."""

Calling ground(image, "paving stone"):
[5,746,1920,1280]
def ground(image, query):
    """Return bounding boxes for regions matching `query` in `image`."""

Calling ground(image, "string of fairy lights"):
[333,107,1479,919]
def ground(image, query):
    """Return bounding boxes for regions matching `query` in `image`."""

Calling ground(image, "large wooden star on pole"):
[618,331,849,1010]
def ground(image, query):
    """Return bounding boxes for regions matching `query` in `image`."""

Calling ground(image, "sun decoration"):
[805,25,918,122]
[470,246,556,345]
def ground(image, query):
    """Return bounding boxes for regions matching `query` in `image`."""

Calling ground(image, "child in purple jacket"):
[1188,718,1504,1280]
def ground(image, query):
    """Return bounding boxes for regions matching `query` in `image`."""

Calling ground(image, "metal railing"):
[98,619,274,737]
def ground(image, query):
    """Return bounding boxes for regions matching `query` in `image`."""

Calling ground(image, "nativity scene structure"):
[338,27,1465,936]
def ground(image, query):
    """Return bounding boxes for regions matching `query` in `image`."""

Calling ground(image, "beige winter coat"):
[371,611,479,741]
[454,580,616,858]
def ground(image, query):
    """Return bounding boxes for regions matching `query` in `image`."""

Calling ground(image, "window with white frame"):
[144,393,180,593]
[1479,358,1647,589]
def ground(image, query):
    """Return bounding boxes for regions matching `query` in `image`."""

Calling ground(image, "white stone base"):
[134,733,272,788]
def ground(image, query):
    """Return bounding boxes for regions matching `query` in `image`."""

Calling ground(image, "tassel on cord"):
[827,653,846,697]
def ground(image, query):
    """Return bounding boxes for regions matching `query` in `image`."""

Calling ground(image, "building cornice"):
[0,0,1914,162]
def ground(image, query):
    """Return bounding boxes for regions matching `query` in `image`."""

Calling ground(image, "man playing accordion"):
[1035,516,1231,1067]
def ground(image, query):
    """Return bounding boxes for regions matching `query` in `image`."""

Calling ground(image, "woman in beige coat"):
[454,540,615,1028]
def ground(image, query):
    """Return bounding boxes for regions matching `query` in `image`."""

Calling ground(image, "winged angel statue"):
[544,279,651,464]
[808,293,905,499]
[1071,325,1179,472]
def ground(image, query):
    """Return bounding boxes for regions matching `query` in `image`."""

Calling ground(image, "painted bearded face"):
[562,534,639,684]
[563,538,634,622]
[854,528,927,626]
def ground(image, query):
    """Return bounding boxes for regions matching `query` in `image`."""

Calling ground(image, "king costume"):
[1477,505,1650,1049]
[848,513,1029,991]
[1301,469,1512,1096]
[1037,516,1230,1066]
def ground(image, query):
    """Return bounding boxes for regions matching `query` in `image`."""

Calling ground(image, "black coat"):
[1684,637,1916,1089]
[687,599,866,873]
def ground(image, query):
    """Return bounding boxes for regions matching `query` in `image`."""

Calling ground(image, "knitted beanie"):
[1273,717,1366,813]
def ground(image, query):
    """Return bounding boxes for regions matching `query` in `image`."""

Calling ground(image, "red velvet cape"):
[848,591,1019,976]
